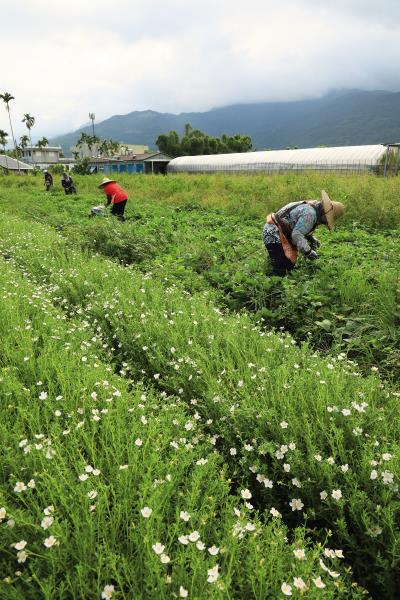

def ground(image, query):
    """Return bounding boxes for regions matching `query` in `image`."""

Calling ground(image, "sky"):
[1,0,400,141]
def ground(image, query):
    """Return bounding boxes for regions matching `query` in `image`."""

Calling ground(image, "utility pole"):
[89,112,95,137]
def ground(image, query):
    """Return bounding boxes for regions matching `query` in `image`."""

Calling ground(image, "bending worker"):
[98,177,128,220]
[263,190,344,276]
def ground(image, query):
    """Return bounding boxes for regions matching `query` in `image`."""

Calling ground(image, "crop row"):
[0,255,361,599]
[0,215,398,597]
[1,181,399,380]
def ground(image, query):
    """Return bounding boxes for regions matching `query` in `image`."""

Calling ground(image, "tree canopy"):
[156,123,252,157]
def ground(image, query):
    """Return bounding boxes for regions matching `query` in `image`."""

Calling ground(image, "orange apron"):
[266,213,298,264]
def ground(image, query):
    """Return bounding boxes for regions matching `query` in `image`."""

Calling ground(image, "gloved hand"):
[305,250,319,260]
[310,237,321,250]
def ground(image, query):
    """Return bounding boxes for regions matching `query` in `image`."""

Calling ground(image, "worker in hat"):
[263,191,345,276]
[44,169,53,191]
[98,177,128,220]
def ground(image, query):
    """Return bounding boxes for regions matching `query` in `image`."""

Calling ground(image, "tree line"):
[156,123,252,157]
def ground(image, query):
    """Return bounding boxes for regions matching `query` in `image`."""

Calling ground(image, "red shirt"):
[102,182,128,204]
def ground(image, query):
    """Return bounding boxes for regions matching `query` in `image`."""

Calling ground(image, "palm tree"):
[22,113,35,166]
[20,134,29,148]
[76,132,89,158]
[0,129,9,172]
[89,112,95,137]
[37,137,49,148]
[0,92,19,173]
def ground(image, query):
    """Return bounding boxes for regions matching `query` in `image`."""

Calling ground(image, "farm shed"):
[88,152,171,175]
[0,155,33,173]
[167,144,399,175]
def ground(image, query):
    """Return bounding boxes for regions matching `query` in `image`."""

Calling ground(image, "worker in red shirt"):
[98,177,128,220]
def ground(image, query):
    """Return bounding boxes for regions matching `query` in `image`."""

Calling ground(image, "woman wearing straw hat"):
[263,191,345,276]
[98,177,128,220]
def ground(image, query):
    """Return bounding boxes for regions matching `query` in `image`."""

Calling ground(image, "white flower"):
[331,489,342,500]
[135,438,143,447]
[382,453,392,461]
[101,584,115,599]
[39,391,48,400]
[327,457,335,465]
[41,516,54,530]
[313,577,326,589]
[0,507,6,520]
[178,535,189,545]
[17,550,27,563]
[44,536,57,548]
[281,582,292,596]
[293,548,305,560]
[188,531,200,542]
[160,553,170,564]
[241,489,252,500]
[92,469,101,476]
[291,478,301,488]
[141,507,152,518]
[179,511,190,522]
[79,474,89,481]
[289,498,304,511]
[14,540,27,551]
[119,465,128,471]
[44,505,54,516]
[230,448,237,456]
[179,586,188,598]
[152,543,165,555]
[196,540,205,550]
[341,464,349,473]
[270,507,281,518]
[382,471,394,484]
[293,577,307,591]
[207,564,219,584]
[320,490,328,500]
[314,454,322,462]
[7,519,15,528]
[208,545,219,556]
[283,463,291,472]
[370,470,378,480]
[87,490,97,500]
[14,482,27,493]
[280,421,288,429]
[196,458,208,465]
[341,409,351,416]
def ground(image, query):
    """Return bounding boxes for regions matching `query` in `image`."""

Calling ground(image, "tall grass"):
[0,215,399,597]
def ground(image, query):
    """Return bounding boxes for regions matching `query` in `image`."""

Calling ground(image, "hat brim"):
[98,179,116,188]
[321,190,335,230]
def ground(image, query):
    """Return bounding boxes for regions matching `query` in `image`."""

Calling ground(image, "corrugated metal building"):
[0,155,33,173]
[167,144,397,174]
[88,152,171,175]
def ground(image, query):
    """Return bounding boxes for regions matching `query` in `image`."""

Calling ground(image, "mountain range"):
[51,89,400,155]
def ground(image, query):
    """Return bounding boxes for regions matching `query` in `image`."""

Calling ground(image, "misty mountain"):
[51,89,400,155]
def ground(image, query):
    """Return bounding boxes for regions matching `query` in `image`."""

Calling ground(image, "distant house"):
[20,145,62,169]
[88,152,171,175]
[70,142,150,159]
[59,157,76,170]
[0,154,33,173]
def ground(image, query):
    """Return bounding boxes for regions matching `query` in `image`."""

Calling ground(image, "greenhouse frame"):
[167,144,400,175]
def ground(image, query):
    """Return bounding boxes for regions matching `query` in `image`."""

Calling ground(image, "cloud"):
[1,0,400,140]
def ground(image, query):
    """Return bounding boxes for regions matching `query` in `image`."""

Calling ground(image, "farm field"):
[0,173,399,599]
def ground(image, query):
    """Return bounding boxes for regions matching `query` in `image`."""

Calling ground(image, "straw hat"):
[98,177,116,188]
[321,190,345,230]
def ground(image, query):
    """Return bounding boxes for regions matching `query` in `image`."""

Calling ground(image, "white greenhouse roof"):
[167,145,389,173]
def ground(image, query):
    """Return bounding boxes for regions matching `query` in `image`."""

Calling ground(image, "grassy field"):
[0,173,399,599]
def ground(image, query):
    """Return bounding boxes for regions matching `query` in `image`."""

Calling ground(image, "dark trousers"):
[265,243,295,276]
[111,200,127,219]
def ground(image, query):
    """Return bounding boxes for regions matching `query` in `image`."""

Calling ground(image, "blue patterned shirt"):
[263,203,318,255]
